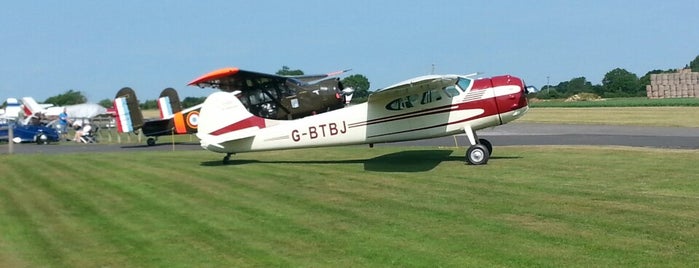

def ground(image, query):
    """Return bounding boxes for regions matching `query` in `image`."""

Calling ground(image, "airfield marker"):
[7,124,13,154]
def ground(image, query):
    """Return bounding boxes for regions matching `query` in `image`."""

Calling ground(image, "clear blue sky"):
[1,0,697,103]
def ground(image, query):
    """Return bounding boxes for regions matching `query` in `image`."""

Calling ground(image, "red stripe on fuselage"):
[210,116,266,136]
[347,105,455,128]
[355,77,498,129]
[349,86,499,130]
[364,97,500,138]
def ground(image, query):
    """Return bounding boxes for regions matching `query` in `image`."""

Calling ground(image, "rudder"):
[113,87,144,133]
[158,87,182,119]
[20,97,44,117]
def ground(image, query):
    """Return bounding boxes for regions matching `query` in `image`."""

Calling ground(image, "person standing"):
[58,108,70,141]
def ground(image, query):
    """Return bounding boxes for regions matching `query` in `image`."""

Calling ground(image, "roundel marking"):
[186,111,199,129]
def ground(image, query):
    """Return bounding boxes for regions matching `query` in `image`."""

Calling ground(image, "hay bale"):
[681,73,690,84]
[689,85,696,97]
[564,93,602,102]
[680,84,689,97]
[660,74,670,85]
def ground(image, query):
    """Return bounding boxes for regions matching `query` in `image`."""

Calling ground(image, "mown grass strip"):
[529,97,699,108]
[519,106,699,127]
[0,146,697,267]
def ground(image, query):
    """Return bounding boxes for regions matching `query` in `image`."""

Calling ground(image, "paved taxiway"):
[390,123,699,149]
[1,123,698,155]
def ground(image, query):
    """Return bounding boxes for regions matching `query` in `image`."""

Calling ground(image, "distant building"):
[646,69,699,99]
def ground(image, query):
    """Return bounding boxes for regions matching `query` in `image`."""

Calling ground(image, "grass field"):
[518,107,699,127]
[529,97,699,108]
[1,146,698,267]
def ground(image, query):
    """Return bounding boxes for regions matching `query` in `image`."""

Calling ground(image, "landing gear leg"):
[463,126,490,165]
[223,153,234,164]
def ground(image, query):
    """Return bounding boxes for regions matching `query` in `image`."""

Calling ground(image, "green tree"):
[689,55,699,72]
[341,74,371,102]
[44,90,87,105]
[98,99,113,108]
[181,96,206,108]
[591,84,604,97]
[535,87,561,99]
[276,66,304,76]
[554,77,594,97]
[567,77,594,95]
[602,68,641,97]
[140,99,158,110]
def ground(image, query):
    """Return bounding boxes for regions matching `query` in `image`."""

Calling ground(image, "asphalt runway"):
[1,123,698,155]
[386,123,699,149]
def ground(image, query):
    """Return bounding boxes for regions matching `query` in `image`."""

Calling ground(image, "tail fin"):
[157,87,182,119]
[20,97,44,117]
[3,98,22,119]
[197,91,265,146]
[113,87,144,133]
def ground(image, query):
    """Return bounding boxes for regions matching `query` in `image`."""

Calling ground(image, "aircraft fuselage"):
[197,74,529,156]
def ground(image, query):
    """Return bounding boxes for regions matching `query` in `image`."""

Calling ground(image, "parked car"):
[0,122,60,144]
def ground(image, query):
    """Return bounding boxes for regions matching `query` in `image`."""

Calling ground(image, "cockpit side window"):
[443,85,460,98]
[386,94,419,111]
[421,89,443,104]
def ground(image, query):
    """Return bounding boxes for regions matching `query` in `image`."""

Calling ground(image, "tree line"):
[537,55,699,99]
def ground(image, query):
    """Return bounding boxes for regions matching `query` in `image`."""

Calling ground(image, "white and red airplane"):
[189,67,529,165]
[21,97,109,120]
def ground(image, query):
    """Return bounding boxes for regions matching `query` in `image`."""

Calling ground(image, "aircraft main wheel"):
[466,144,490,165]
[147,137,156,146]
[478,138,493,156]
[223,153,233,164]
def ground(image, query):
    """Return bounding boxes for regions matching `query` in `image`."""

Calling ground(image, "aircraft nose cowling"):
[490,75,529,123]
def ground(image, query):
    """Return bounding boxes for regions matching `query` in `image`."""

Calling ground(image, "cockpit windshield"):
[456,77,472,92]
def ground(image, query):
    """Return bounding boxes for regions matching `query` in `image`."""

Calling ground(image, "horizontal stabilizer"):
[172,105,201,134]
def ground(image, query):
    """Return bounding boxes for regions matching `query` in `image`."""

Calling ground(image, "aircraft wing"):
[65,104,109,118]
[368,74,459,103]
[187,67,350,91]
[188,67,290,91]
[291,69,352,83]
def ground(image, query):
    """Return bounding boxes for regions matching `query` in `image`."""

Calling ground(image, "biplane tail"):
[158,87,182,119]
[197,91,265,150]
[113,87,144,133]
[167,104,200,135]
